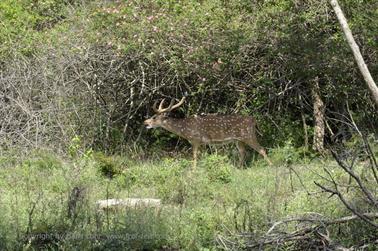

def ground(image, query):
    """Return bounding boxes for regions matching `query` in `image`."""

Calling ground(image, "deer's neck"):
[161,118,187,138]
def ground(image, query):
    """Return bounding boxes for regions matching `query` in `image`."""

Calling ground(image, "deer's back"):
[181,114,257,143]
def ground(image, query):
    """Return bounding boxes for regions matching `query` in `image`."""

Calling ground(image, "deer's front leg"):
[192,143,200,169]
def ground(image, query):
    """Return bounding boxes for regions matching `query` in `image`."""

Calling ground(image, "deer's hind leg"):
[236,141,247,167]
[243,139,272,166]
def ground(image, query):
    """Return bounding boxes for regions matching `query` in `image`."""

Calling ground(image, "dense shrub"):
[93,152,125,178]
[1,0,377,153]
[201,154,233,183]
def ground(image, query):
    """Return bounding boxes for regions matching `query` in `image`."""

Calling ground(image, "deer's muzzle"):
[144,119,153,129]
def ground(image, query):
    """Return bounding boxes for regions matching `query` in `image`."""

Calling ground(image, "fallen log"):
[96,198,161,210]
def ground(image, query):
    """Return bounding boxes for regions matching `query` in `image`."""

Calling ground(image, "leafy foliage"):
[201,154,233,183]
[1,0,377,151]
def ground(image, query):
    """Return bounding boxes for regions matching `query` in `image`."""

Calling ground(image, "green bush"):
[268,140,315,165]
[0,0,82,58]
[22,151,63,170]
[176,208,219,249]
[201,154,233,184]
[93,152,127,178]
[91,208,169,250]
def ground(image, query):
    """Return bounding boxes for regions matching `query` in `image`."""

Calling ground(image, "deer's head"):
[144,97,185,129]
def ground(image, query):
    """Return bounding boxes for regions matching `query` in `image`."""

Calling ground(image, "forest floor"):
[1,146,370,250]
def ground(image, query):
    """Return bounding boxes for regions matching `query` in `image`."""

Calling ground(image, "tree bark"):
[329,0,378,107]
[311,77,325,153]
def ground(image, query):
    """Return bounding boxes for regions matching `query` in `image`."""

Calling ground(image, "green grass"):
[0,148,372,250]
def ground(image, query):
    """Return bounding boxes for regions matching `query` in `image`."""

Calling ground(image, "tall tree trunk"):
[311,77,325,153]
[329,0,378,106]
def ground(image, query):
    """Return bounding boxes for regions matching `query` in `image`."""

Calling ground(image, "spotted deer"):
[144,97,272,168]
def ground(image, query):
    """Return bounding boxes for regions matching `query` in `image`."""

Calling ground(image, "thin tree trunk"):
[299,94,309,150]
[301,111,309,150]
[311,77,325,153]
[329,0,378,106]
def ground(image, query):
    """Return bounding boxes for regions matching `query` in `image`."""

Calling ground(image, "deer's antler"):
[152,97,186,114]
